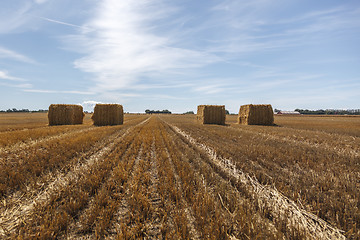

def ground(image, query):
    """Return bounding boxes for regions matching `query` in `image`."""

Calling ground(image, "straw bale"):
[197,105,226,125]
[92,104,123,126]
[238,104,274,125]
[48,104,84,126]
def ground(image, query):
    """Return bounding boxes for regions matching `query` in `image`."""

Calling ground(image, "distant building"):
[277,111,301,115]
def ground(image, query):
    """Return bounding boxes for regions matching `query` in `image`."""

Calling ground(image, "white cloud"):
[81,100,102,111]
[82,100,102,105]
[69,0,219,92]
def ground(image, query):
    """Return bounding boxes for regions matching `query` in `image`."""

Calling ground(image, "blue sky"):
[0,0,359,113]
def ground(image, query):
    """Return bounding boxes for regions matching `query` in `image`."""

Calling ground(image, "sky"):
[0,0,359,113]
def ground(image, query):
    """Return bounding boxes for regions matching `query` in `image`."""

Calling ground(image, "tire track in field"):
[109,119,165,239]
[107,145,144,239]
[65,133,144,239]
[164,121,345,240]
[157,127,201,240]
[0,117,150,238]
[143,138,164,239]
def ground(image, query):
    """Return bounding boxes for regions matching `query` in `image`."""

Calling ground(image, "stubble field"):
[0,113,359,239]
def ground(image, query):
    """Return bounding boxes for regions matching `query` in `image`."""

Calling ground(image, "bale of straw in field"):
[92,104,123,126]
[238,104,274,125]
[197,105,226,125]
[48,104,84,126]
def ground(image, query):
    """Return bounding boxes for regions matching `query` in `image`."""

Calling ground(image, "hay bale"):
[197,105,226,125]
[238,104,274,125]
[48,104,84,126]
[92,104,123,126]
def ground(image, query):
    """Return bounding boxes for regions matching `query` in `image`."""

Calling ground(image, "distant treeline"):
[0,108,48,113]
[183,110,231,114]
[145,109,171,114]
[294,109,360,115]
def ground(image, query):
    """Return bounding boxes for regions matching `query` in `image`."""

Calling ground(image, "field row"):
[1,116,261,239]
[162,115,360,238]
[0,114,359,239]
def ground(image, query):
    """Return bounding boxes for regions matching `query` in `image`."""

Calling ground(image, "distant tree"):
[225,110,230,115]
[294,108,360,115]
[184,111,194,114]
[162,109,171,114]
[2,108,47,113]
[145,109,171,114]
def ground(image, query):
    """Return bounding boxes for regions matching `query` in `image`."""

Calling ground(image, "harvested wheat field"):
[0,113,359,239]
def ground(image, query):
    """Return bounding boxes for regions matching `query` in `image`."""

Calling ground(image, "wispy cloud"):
[206,1,360,54]
[37,16,92,30]
[0,82,32,89]
[0,70,26,81]
[0,2,32,34]
[0,47,35,63]
[192,84,228,94]
[23,89,95,95]
[63,0,359,100]
[67,0,219,92]
[0,0,91,34]
[34,0,49,4]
